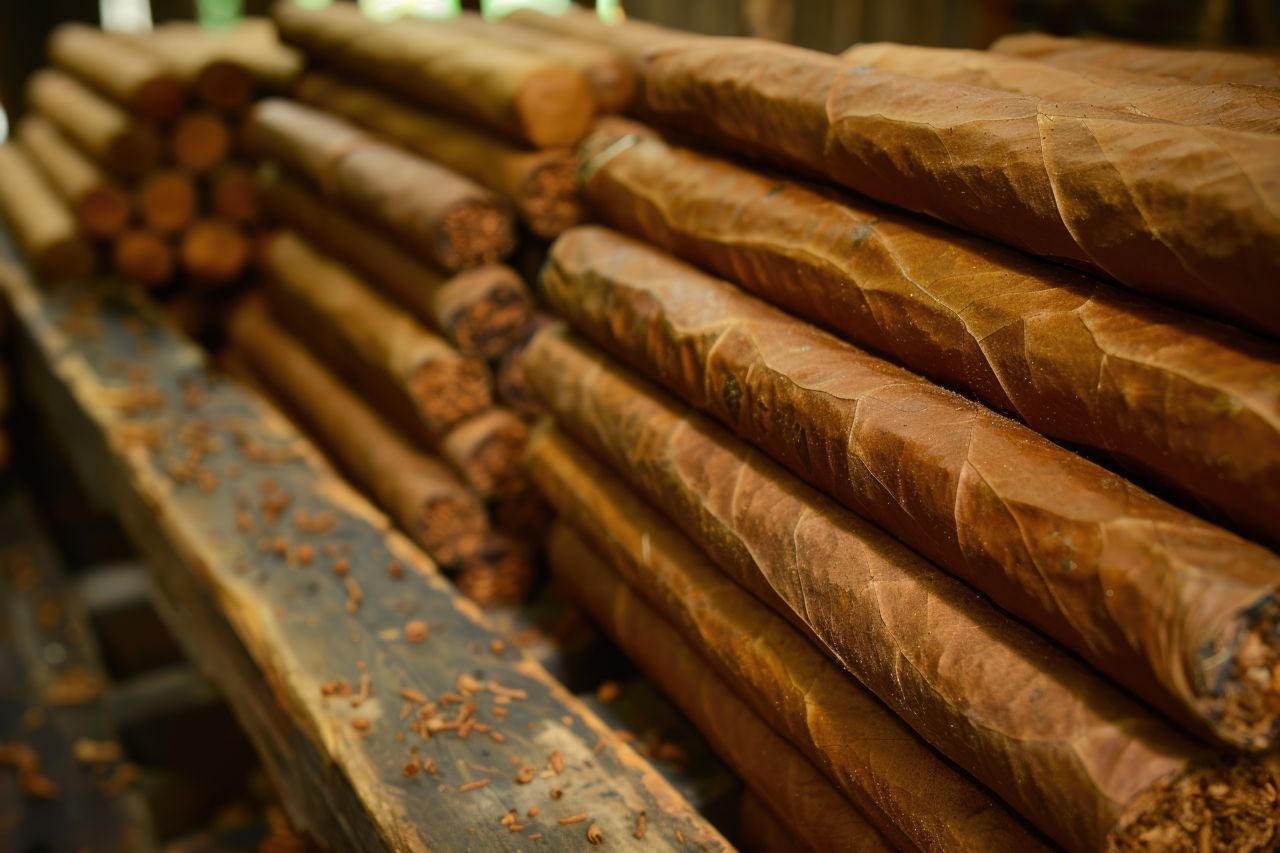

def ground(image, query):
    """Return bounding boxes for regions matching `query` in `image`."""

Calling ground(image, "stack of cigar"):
[444,11,1279,851]
[222,0,652,606]
[0,20,300,289]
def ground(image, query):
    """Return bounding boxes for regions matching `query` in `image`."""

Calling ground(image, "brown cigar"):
[227,298,488,567]
[0,144,95,282]
[138,170,197,234]
[169,111,231,172]
[271,2,595,147]
[209,164,260,224]
[113,230,174,287]
[180,219,248,285]
[48,23,186,121]
[15,115,130,239]
[27,69,160,178]
[438,408,528,500]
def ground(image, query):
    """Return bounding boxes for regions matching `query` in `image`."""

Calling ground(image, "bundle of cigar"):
[0,20,301,289]
[356,11,1280,849]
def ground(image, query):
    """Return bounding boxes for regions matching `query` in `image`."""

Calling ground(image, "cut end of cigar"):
[442,411,529,498]
[170,112,231,172]
[454,540,535,607]
[439,201,515,270]
[181,219,249,285]
[132,75,187,123]
[408,357,491,430]
[443,277,534,359]
[77,186,131,239]
[515,67,595,148]
[108,127,160,178]
[1200,597,1280,751]
[197,62,255,112]
[1110,757,1279,851]
[416,494,488,568]
[140,171,197,234]
[520,157,583,239]
[114,231,174,287]
[40,237,96,283]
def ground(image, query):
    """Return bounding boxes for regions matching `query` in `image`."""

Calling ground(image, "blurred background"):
[4,0,1279,126]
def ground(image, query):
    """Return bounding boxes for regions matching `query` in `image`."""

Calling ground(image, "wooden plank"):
[0,481,156,853]
[0,253,731,852]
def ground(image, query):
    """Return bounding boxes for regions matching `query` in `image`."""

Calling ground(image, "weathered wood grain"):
[0,245,731,852]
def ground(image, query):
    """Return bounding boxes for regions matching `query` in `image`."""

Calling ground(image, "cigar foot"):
[407,359,491,429]
[1203,598,1280,751]
[1112,758,1279,851]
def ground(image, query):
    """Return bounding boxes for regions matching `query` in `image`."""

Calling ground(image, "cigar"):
[547,523,893,853]
[247,99,515,271]
[438,408,528,500]
[578,123,1280,549]
[503,6,696,68]
[15,115,130,239]
[27,69,160,178]
[538,226,1280,753]
[0,144,95,282]
[271,2,595,148]
[991,32,1280,88]
[48,23,186,121]
[209,164,260,224]
[637,40,1280,337]
[169,110,231,173]
[113,230,174,287]
[292,72,582,239]
[494,313,561,419]
[841,42,1280,133]
[452,535,535,607]
[227,299,488,567]
[450,11,636,113]
[138,170,197,234]
[262,231,490,436]
[132,19,302,109]
[258,170,532,357]
[528,427,1047,851]
[180,219,249,285]
[523,330,1280,851]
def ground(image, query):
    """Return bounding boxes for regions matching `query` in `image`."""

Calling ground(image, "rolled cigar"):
[263,231,490,435]
[271,1,595,148]
[548,523,892,853]
[113,230,174,287]
[0,145,95,282]
[503,6,695,68]
[138,170,197,234]
[209,164,260,224]
[27,70,160,178]
[843,42,1280,134]
[991,32,1280,88]
[539,226,1280,753]
[47,23,186,122]
[292,72,581,239]
[15,115,130,239]
[524,331,1280,852]
[247,99,515,271]
[180,219,249,285]
[121,25,253,112]
[528,428,1045,851]
[438,408,528,499]
[495,313,561,419]
[170,111,231,173]
[578,124,1280,548]
[452,534,535,607]
[637,41,1280,337]
[450,11,636,113]
[259,170,532,356]
[227,299,488,567]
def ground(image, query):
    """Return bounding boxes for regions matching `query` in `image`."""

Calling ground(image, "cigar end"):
[77,187,131,239]
[520,158,584,239]
[445,282,535,360]
[408,358,491,430]
[1110,756,1279,852]
[439,202,515,270]
[416,495,487,568]
[453,539,535,607]
[1200,596,1280,751]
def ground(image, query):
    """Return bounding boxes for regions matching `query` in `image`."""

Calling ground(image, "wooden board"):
[0,481,157,852]
[0,252,732,852]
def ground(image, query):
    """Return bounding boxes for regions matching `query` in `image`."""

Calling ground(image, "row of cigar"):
[0,20,302,288]
[366,7,1278,852]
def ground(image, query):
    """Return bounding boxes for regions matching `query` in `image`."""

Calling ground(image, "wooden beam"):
[0,248,731,852]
